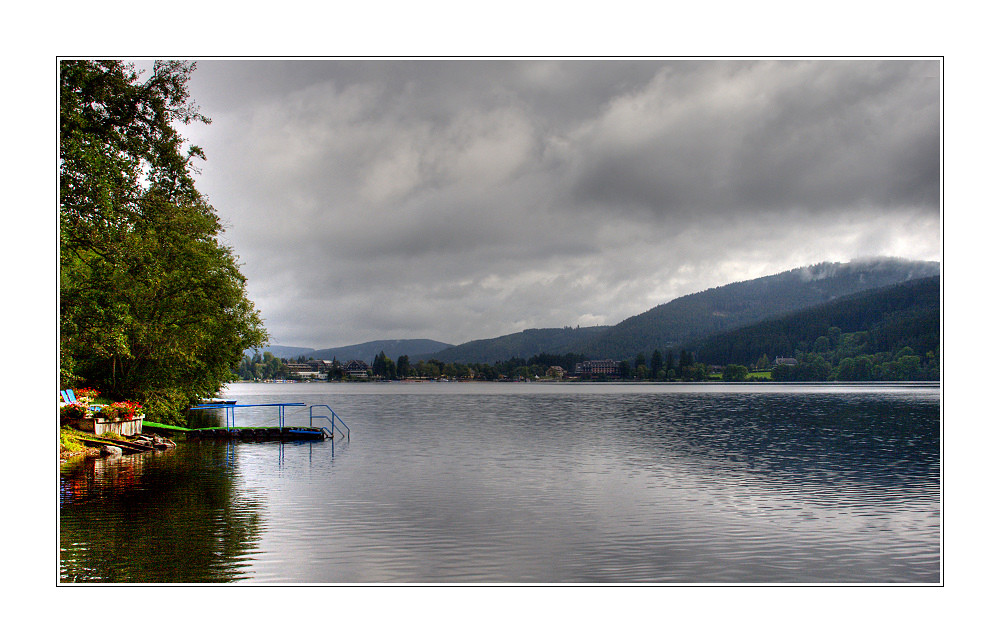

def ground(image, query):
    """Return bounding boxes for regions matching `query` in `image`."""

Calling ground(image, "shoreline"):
[59,426,177,464]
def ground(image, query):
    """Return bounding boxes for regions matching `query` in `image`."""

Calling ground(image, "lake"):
[59,381,940,584]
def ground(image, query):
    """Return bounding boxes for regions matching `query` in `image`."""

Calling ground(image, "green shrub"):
[60,430,84,452]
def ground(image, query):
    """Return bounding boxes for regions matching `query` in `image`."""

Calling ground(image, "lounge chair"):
[61,389,102,412]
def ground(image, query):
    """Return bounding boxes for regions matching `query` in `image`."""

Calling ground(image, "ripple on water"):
[60,384,940,583]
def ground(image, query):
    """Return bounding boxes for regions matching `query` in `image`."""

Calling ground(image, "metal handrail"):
[309,404,350,439]
[189,402,306,428]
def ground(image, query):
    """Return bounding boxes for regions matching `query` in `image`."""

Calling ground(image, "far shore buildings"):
[343,359,370,378]
[284,359,333,379]
[285,358,370,379]
[573,359,621,378]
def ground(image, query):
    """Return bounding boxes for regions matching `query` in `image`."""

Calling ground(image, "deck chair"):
[63,389,103,412]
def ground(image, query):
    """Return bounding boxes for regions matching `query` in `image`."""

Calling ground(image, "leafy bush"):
[723,364,749,381]
[60,430,85,452]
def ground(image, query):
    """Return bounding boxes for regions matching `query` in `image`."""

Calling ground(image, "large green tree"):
[60,60,267,422]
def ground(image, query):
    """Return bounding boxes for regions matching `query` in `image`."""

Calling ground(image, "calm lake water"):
[59,381,940,584]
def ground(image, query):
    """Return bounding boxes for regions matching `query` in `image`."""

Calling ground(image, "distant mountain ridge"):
[570,258,940,361]
[423,326,611,364]
[687,275,940,366]
[251,257,939,366]
[246,345,317,359]
[309,339,453,362]
[247,339,453,362]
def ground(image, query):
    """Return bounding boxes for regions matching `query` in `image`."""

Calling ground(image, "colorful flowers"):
[75,387,100,403]
[60,396,143,423]
[60,402,90,422]
[96,401,143,422]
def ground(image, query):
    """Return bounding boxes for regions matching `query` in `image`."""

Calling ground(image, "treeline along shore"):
[238,273,939,384]
[236,342,937,384]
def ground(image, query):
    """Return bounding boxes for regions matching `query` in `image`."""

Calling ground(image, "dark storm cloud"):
[180,59,940,348]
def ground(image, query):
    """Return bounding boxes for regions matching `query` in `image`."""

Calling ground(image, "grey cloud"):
[566,60,939,221]
[179,59,940,348]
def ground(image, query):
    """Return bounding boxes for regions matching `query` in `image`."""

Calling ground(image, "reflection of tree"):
[60,443,263,583]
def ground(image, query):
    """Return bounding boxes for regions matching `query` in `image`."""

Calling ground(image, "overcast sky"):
[175,59,940,349]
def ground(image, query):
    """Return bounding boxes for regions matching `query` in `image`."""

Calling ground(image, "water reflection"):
[60,384,940,583]
[606,393,939,488]
[60,443,264,583]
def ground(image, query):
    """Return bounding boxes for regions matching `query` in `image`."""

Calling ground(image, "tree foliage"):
[723,364,748,381]
[687,276,939,380]
[60,60,267,422]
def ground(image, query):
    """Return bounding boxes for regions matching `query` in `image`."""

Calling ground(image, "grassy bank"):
[59,426,136,462]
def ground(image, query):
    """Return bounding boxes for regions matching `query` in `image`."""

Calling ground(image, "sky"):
[175,59,941,349]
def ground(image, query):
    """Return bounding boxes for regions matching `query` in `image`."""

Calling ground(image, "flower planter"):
[71,415,145,436]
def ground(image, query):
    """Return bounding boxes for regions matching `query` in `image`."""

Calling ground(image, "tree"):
[649,350,664,380]
[835,355,873,381]
[60,60,267,422]
[372,351,396,379]
[771,363,795,381]
[723,364,749,381]
[681,362,708,381]
[396,354,411,379]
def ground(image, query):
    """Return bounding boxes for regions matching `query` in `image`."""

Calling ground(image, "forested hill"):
[424,326,610,364]
[572,258,939,361]
[686,275,940,367]
[247,345,317,360]
[310,339,453,362]
[248,339,454,362]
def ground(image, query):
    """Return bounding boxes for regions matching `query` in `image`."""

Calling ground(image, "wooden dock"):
[187,426,326,441]
[143,421,326,441]
[183,401,350,440]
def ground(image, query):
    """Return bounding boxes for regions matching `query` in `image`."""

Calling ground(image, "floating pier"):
[188,426,326,441]
[179,401,352,441]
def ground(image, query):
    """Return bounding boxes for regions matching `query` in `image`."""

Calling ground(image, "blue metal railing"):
[309,404,351,440]
[188,401,352,440]
[189,402,306,429]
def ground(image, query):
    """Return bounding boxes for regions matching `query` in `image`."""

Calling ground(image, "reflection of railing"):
[309,405,351,439]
